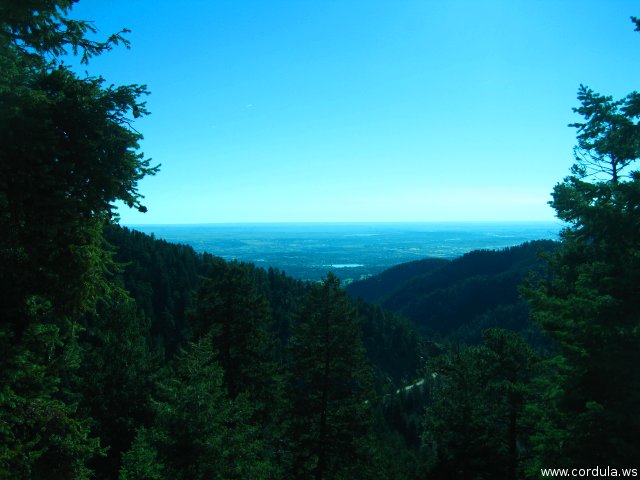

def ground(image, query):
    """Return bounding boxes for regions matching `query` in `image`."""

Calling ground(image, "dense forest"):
[1,2,639,479]
[347,240,558,342]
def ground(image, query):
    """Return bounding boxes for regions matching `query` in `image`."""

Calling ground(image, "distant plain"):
[129,222,561,282]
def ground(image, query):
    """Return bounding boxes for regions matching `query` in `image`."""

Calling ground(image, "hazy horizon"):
[127,220,561,281]
[123,219,562,227]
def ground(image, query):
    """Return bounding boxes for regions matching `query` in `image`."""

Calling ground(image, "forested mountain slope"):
[106,225,425,388]
[4,3,639,478]
[347,240,559,340]
[101,226,428,477]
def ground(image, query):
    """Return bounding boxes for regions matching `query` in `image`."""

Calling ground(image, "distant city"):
[129,221,562,283]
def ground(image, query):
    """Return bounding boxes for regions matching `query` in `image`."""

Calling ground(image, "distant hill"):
[346,240,559,341]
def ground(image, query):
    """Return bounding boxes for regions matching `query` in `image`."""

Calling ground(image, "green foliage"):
[191,261,278,399]
[120,336,276,480]
[0,314,102,479]
[358,300,427,389]
[0,0,131,66]
[381,379,428,449]
[422,329,537,480]
[570,84,640,183]
[287,274,377,480]
[118,429,163,480]
[346,258,449,302]
[0,2,156,477]
[524,17,640,469]
[12,2,634,479]
[526,176,640,468]
[260,266,310,361]
[104,225,202,355]
[1,3,157,319]
[75,288,157,479]
[348,241,557,338]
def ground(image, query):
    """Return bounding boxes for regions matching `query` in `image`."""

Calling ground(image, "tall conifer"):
[0,2,156,476]
[524,17,640,471]
[287,273,376,480]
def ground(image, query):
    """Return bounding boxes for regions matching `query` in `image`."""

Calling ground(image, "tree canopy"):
[0,1,157,477]
[524,16,640,470]
[2,2,639,479]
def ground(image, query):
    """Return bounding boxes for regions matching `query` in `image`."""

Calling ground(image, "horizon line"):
[122,219,562,227]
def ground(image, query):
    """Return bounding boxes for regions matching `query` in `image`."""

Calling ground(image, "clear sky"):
[69,0,640,224]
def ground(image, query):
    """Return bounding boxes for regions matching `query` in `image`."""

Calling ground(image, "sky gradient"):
[70,0,640,224]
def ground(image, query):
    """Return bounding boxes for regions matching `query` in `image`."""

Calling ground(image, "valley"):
[130,221,560,282]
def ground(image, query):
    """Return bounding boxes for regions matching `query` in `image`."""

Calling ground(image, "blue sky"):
[70,0,640,224]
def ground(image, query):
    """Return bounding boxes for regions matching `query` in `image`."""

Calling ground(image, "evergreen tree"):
[0,303,101,479]
[190,261,288,469]
[423,344,497,479]
[0,2,156,477]
[76,288,158,479]
[118,428,163,480]
[524,17,640,471]
[287,273,377,480]
[1,0,156,324]
[262,266,309,362]
[422,329,536,480]
[191,262,278,400]
[119,336,276,480]
[103,224,202,356]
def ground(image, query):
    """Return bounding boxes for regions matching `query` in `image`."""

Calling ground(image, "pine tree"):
[191,261,290,473]
[119,336,276,480]
[524,17,640,471]
[191,262,278,401]
[422,329,536,480]
[75,288,158,479]
[0,305,101,479]
[287,273,376,480]
[0,2,156,477]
